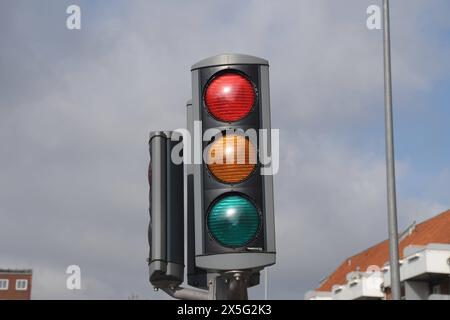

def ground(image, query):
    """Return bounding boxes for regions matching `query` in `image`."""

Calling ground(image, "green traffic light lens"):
[207,194,260,248]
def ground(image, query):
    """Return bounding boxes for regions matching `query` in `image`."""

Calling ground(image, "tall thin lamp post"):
[383,0,402,300]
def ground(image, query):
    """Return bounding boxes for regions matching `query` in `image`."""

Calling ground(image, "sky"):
[0,0,449,299]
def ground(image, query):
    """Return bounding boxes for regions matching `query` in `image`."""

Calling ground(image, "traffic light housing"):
[190,54,276,272]
[148,131,184,288]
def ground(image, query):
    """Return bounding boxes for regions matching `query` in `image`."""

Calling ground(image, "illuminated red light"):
[205,72,255,122]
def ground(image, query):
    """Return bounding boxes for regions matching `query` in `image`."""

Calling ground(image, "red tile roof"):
[317,209,450,292]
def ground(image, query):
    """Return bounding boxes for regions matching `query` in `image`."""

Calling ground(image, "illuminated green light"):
[207,195,260,247]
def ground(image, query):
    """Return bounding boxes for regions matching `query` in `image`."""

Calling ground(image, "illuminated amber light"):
[207,135,257,184]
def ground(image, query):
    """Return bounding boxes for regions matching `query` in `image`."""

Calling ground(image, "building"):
[0,269,33,300]
[305,209,450,300]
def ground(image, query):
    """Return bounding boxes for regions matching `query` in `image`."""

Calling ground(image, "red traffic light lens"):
[205,72,255,122]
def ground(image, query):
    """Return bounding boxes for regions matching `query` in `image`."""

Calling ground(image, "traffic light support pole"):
[219,271,250,300]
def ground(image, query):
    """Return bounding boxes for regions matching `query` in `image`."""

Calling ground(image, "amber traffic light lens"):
[206,135,257,184]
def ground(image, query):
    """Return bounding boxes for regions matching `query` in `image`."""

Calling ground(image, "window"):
[15,279,28,291]
[0,279,9,290]
[432,284,441,295]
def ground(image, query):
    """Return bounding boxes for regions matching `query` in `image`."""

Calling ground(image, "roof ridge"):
[415,209,450,228]
[345,238,387,261]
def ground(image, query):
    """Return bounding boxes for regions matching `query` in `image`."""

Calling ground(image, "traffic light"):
[190,54,276,272]
[148,131,184,289]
